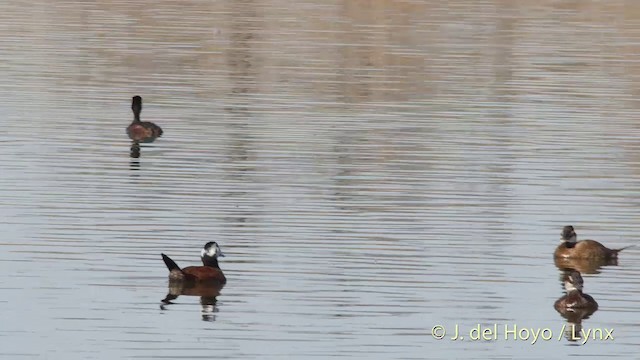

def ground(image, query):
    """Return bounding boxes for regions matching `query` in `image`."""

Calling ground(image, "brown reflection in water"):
[218,0,259,230]
[554,256,618,275]
[338,0,432,103]
[555,308,599,343]
[553,269,598,343]
[129,141,141,173]
[161,280,224,322]
[128,139,162,161]
[226,0,259,96]
[128,141,157,173]
[130,141,141,159]
[6,0,640,111]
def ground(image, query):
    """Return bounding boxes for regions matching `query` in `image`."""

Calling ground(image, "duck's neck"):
[132,112,141,123]
[202,256,220,268]
[567,289,584,296]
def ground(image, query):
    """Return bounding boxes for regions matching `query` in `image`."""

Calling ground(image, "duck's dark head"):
[132,96,143,116]
[561,225,577,243]
[201,241,225,267]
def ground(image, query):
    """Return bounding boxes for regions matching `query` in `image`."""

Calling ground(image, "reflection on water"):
[554,270,599,343]
[161,281,224,322]
[2,0,640,359]
[130,141,141,159]
[554,256,618,275]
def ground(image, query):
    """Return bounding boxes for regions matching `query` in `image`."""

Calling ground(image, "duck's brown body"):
[554,240,621,260]
[167,262,226,284]
[127,122,163,142]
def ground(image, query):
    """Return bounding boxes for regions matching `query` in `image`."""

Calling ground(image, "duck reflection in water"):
[130,141,141,159]
[554,256,617,275]
[159,242,227,321]
[161,281,224,322]
[554,270,598,342]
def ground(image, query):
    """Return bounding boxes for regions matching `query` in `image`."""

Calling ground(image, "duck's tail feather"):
[162,253,182,272]
[613,245,635,255]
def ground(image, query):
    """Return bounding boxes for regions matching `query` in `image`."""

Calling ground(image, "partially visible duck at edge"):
[554,225,631,260]
[126,95,163,142]
[162,242,226,284]
[554,270,598,311]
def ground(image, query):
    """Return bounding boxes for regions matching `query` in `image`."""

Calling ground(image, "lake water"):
[2,1,640,359]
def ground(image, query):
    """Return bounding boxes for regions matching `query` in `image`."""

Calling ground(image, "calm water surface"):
[2,1,640,359]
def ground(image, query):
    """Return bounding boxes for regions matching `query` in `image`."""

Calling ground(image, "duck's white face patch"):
[202,243,221,258]
[564,272,584,292]
[564,280,580,292]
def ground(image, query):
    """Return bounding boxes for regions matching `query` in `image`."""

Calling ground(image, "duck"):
[554,225,630,259]
[161,242,226,284]
[126,96,163,142]
[554,270,598,310]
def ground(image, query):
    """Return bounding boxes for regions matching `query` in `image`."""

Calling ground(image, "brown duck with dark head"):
[126,96,163,142]
[161,242,226,285]
[554,225,630,260]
